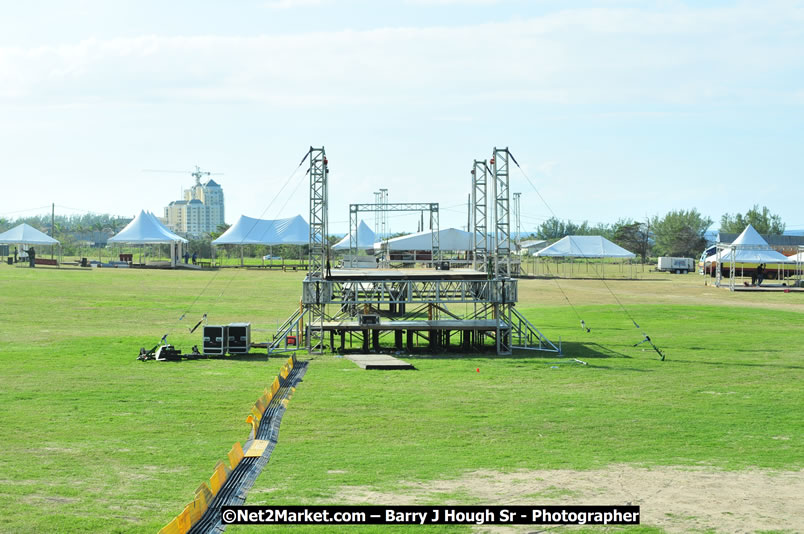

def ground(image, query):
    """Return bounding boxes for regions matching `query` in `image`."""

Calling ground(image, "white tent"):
[705,225,793,265]
[108,211,188,244]
[374,228,499,251]
[0,223,59,245]
[333,220,376,250]
[705,249,795,264]
[212,215,308,245]
[108,211,187,267]
[534,236,636,258]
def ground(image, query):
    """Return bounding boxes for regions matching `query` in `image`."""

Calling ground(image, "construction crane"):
[143,166,224,185]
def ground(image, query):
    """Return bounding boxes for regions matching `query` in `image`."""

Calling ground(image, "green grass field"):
[0,264,802,533]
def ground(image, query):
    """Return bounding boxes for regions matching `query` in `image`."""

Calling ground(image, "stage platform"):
[328,268,488,281]
[320,319,507,331]
[320,319,508,353]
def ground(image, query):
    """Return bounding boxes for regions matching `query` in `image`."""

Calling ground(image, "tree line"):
[1,204,787,261]
[532,205,786,261]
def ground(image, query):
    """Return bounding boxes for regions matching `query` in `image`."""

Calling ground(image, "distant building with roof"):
[164,174,225,237]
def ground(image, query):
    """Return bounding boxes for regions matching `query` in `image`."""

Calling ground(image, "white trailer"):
[657,257,694,274]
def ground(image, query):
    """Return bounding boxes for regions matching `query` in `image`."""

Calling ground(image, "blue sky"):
[1,0,802,234]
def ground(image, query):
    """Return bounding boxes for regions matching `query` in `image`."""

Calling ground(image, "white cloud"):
[0,2,802,110]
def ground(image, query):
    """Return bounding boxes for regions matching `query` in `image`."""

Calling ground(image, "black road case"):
[228,323,251,354]
[203,325,228,355]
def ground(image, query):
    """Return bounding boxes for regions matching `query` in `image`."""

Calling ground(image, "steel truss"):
[491,147,512,277]
[349,202,439,266]
[289,146,559,356]
[715,244,736,291]
[297,276,558,355]
[303,278,517,306]
[472,160,488,270]
[307,147,328,352]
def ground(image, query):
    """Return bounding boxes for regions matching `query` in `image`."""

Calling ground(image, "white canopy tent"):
[374,228,499,252]
[706,225,793,265]
[530,235,636,278]
[706,249,795,265]
[108,210,188,267]
[333,220,376,250]
[0,223,60,264]
[534,236,636,258]
[212,215,308,246]
[0,223,60,246]
[212,214,309,266]
[709,224,796,289]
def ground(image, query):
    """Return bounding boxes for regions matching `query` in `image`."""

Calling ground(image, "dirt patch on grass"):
[337,465,804,533]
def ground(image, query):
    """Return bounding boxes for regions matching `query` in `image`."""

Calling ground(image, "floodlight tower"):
[379,188,388,241]
[491,147,512,277]
[471,160,488,270]
[307,147,328,352]
[373,191,381,237]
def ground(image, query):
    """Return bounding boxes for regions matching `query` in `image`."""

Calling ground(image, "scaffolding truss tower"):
[472,160,488,270]
[307,146,328,352]
[492,147,512,277]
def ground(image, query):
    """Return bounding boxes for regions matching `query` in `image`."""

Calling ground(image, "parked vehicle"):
[657,257,694,274]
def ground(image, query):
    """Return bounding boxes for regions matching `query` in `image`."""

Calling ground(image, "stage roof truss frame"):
[348,202,440,266]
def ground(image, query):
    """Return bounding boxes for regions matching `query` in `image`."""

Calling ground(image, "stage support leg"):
[406,330,414,352]
[395,330,403,350]
[362,330,369,352]
[462,331,470,351]
[372,330,380,351]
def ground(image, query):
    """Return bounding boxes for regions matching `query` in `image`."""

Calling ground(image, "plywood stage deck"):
[345,354,416,370]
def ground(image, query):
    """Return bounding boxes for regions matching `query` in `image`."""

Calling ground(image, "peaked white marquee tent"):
[212,215,308,245]
[0,223,60,246]
[706,224,794,265]
[709,224,797,290]
[109,211,188,245]
[0,223,60,264]
[333,220,376,250]
[108,210,188,267]
[534,236,636,258]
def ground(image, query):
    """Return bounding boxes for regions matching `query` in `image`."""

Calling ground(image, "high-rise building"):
[164,175,225,237]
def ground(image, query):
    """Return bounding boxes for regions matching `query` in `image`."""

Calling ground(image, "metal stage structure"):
[715,243,803,292]
[349,202,440,267]
[269,146,559,356]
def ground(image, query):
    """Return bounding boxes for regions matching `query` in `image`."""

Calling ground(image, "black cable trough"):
[188,361,308,534]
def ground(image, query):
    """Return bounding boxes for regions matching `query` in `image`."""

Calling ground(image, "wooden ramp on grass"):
[345,353,416,370]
